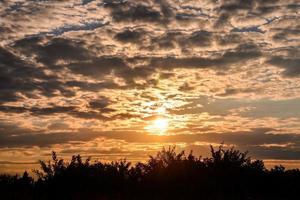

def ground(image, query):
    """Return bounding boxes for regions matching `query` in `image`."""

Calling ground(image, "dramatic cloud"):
[0,0,300,173]
[267,56,300,77]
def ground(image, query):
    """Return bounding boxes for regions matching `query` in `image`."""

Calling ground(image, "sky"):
[0,0,300,173]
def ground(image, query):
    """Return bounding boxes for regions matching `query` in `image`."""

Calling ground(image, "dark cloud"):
[218,87,259,96]
[15,36,158,83]
[267,56,300,77]
[178,82,194,92]
[81,0,94,6]
[95,128,274,145]
[231,26,265,34]
[33,20,109,37]
[219,0,279,12]
[102,0,128,8]
[1,37,109,99]
[66,77,156,91]
[149,31,182,50]
[148,30,213,50]
[14,36,158,84]
[104,0,174,23]
[219,0,256,12]
[272,27,300,42]
[68,56,128,78]
[11,31,261,87]
[2,127,300,159]
[156,0,173,19]
[70,110,109,120]
[89,97,111,109]
[14,37,91,68]
[0,131,100,148]
[65,80,121,91]
[215,0,280,27]
[0,46,73,103]
[114,29,144,43]
[29,106,77,115]
[88,97,116,113]
[59,147,138,157]
[0,105,76,116]
[184,30,213,47]
[148,43,261,69]
[60,42,261,83]
[246,146,300,160]
[69,61,156,87]
[111,4,162,22]
[0,122,35,136]
[159,72,175,79]
[0,104,138,121]
[116,65,156,82]
[1,0,48,17]
[103,128,300,160]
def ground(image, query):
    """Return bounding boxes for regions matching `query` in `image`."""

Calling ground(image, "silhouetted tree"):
[1,145,300,200]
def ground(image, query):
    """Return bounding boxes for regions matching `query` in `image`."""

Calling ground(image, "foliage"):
[1,145,300,199]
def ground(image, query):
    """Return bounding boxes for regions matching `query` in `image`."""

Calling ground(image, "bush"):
[1,145,299,200]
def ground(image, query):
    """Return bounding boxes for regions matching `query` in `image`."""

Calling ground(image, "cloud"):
[218,88,260,97]
[169,97,300,118]
[0,103,138,121]
[114,29,145,43]
[107,3,163,23]
[0,122,35,136]
[0,46,74,103]
[267,56,300,77]
[47,122,70,130]
[88,96,113,110]
[1,127,300,159]
[34,20,109,37]
[103,0,176,25]
[65,80,122,91]
[148,30,214,50]
[0,131,99,148]
[68,56,128,78]
[14,37,92,68]
[0,128,275,148]
[0,0,300,170]
[148,43,261,69]
[81,0,94,6]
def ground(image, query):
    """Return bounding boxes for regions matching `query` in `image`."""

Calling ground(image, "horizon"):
[0,0,300,175]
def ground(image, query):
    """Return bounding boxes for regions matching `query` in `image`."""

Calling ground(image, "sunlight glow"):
[146,118,169,134]
[154,118,168,131]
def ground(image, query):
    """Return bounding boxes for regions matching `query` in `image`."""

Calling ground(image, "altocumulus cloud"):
[0,0,300,172]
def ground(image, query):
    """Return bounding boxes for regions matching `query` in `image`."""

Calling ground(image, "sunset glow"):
[0,0,300,174]
[153,118,169,133]
[145,118,169,135]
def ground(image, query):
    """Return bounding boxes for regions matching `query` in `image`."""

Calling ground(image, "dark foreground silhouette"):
[1,145,300,200]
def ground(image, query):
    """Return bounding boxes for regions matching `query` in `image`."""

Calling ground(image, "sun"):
[145,118,169,134]
[153,118,168,131]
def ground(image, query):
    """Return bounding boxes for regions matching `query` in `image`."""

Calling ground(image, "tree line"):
[1,145,300,199]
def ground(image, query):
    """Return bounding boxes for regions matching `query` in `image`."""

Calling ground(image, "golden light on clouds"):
[1,0,300,174]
